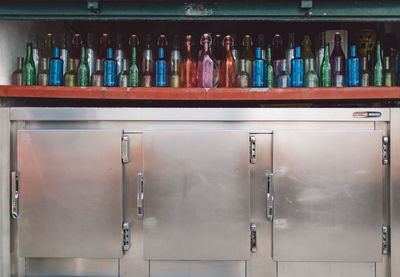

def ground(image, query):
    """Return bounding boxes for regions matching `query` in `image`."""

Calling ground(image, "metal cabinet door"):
[272,130,383,262]
[17,129,124,258]
[143,130,250,260]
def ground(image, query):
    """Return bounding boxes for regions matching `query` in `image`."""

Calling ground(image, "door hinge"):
[122,221,131,252]
[250,136,256,164]
[122,135,131,164]
[382,224,390,255]
[382,136,389,165]
[250,223,257,253]
[11,171,19,219]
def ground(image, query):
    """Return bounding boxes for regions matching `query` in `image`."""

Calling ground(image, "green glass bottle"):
[128,35,139,87]
[320,43,331,87]
[64,58,77,87]
[301,35,315,75]
[77,43,89,86]
[383,56,395,87]
[265,44,274,88]
[22,43,36,85]
[374,41,383,86]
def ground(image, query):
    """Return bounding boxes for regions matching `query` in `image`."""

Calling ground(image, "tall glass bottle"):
[240,35,254,78]
[86,33,95,82]
[198,34,218,88]
[302,35,315,75]
[332,57,345,87]
[347,45,361,87]
[11,57,24,86]
[22,43,36,85]
[70,34,82,71]
[181,35,197,88]
[64,58,77,87]
[213,34,223,65]
[169,35,181,88]
[43,33,54,60]
[103,48,117,87]
[37,57,49,86]
[118,59,129,87]
[32,33,40,79]
[305,58,319,87]
[91,59,103,87]
[236,59,250,88]
[277,59,290,88]
[320,43,332,87]
[141,34,154,87]
[257,34,266,60]
[60,34,69,79]
[383,56,396,86]
[272,34,284,78]
[128,35,139,87]
[115,34,124,76]
[374,41,383,86]
[330,32,346,83]
[265,44,274,88]
[286,32,295,75]
[291,46,305,87]
[315,32,325,78]
[157,34,168,60]
[252,47,265,87]
[155,48,168,87]
[77,44,89,86]
[219,35,236,87]
[360,57,371,87]
[98,33,110,60]
[49,47,63,86]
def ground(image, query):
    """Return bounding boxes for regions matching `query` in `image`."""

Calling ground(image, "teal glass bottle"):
[77,43,89,86]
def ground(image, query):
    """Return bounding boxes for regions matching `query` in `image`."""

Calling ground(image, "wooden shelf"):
[1,86,400,101]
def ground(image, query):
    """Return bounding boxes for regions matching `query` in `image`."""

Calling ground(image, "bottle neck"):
[131,45,137,63]
[384,57,390,70]
[239,59,247,72]
[361,57,368,71]
[202,40,210,52]
[266,46,272,65]
[17,57,24,69]
[95,59,102,71]
[376,43,382,62]
[308,59,315,71]
[67,59,75,71]
[80,45,86,61]
[25,44,32,61]
[324,43,330,60]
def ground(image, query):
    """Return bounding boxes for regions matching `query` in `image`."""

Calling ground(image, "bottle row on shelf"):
[11,31,397,88]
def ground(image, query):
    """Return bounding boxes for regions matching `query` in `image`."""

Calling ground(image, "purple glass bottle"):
[272,34,284,79]
[198,34,218,88]
[330,32,346,85]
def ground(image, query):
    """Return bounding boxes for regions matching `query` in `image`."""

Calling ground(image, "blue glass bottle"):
[155,47,168,87]
[347,45,360,87]
[291,46,304,87]
[103,48,117,87]
[252,47,265,87]
[49,47,63,86]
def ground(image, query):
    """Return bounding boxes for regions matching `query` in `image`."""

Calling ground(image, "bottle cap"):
[350,45,357,57]
[255,47,262,59]
[53,47,60,58]
[295,46,301,58]
[158,47,165,59]
[107,48,113,59]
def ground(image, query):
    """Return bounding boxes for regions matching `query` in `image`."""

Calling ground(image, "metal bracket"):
[122,135,131,164]
[266,170,274,221]
[382,136,389,165]
[122,221,131,252]
[382,224,389,255]
[87,0,100,13]
[250,223,257,253]
[11,171,18,219]
[137,173,144,219]
[250,136,256,164]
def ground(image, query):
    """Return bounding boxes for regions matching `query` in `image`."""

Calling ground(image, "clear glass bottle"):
[236,59,250,88]
[240,35,254,78]
[277,59,291,88]
[219,35,236,87]
[11,57,24,86]
[128,35,139,87]
[118,59,129,87]
[140,34,154,87]
[272,34,284,78]
[383,56,396,86]
[91,59,103,87]
[169,35,181,88]
[86,33,95,81]
[286,32,295,75]
[332,57,345,87]
[302,35,315,75]
[37,57,49,86]
[360,56,371,87]
[305,58,319,87]
[43,33,54,61]
[70,34,82,71]
[115,34,124,76]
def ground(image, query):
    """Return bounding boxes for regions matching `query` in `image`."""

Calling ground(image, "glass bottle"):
[103,48,117,87]
[332,57,345,87]
[231,33,240,75]
[70,34,82,71]
[118,59,129,87]
[305,58,319,88]
[257,34,266,60]
[236,59,250,88]
[302,35,315,75]
[219,35,236,87]
[181,35,197,88]
[240,35,254,78]
[330,32,346,82]
[320,43,332,87]
[272,34,284,78]
[265,44,274,88]
[91,59,103,87]
[347,45,361,87]
[286,32,295,75]
[64,58,77,87]
[169,35,181,88]
[98,33,110,60]
[32,33,40,79]
[37,57,49,86]
[291,46,305,87]
[277,59,291,88]
[360,57,371,87]
[86,33,95,81]
[384,56,396,86]
[252,47,265,87]
[60,33,69,79]
[22,43,36,85]
[11,57,24,86]
[77,43,89,86]
[49,47,63,86]
[157,34,168,60]
[155,48,168,87]
[315,32,325,78]
[374,41,383,86]
[141,34,154,87]
[128,35,139,87]
[213,34,223,65]
[198,33,218,88]
[115,34,124,76]
[43,33,54,61]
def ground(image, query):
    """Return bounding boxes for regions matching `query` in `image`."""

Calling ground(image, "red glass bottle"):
[70,34,82,71]
[219,35,235,87]
[180,35,197,88]
[330,32,346,84]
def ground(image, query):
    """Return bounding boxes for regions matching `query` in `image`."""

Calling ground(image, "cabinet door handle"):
[137,172,144,219]
[266,170,274,221]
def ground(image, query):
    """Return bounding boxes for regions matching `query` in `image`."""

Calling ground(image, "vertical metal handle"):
[11,171,18,219]
[250,223,257,253]
[266,170,274,221]
[122,136,130,164]
[137,172,144,219]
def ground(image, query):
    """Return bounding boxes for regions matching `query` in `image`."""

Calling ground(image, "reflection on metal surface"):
[10,170,18,219]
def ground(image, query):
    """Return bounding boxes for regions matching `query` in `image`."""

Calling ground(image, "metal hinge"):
[249,136,256,164]
[122,135,131,164]
[382,224,390,255]
[382,136,389,165]
[122,221,131,252]
[11,171,19,219]
[250,223,257,253]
